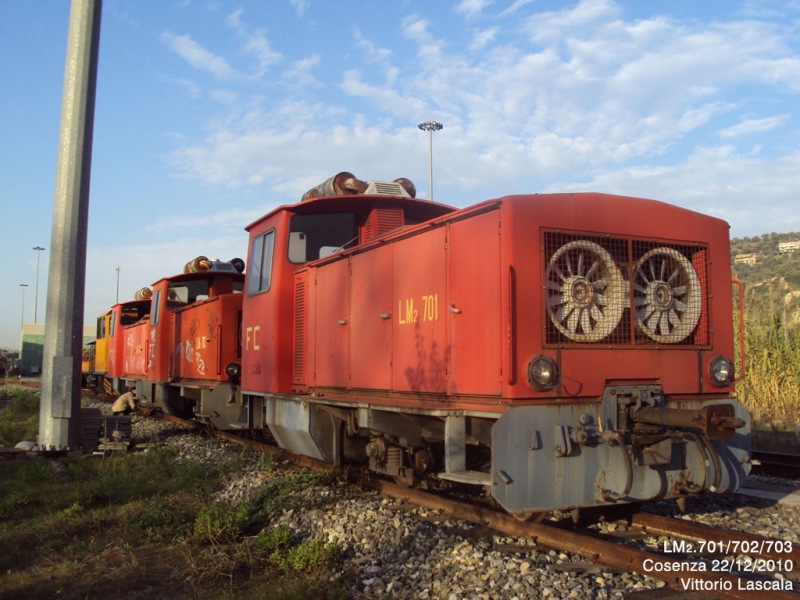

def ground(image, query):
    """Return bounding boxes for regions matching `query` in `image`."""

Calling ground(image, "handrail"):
[731,280,745,382]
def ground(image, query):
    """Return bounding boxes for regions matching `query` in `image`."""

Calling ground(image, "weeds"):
[734,298,800,429]
[0,388,39,446]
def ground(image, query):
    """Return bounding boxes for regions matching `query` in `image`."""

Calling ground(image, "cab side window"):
[248,230,275,295]
[287,212,358,263]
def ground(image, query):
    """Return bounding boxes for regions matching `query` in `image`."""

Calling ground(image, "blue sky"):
[1,0,799,349]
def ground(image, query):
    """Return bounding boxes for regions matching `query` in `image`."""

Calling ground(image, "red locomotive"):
[117,172,751,517]
[109,257,246,428]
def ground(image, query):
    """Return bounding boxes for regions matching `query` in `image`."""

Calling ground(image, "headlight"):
[526,354,559,391]
[709,355,733,387]
[225,362,241,381]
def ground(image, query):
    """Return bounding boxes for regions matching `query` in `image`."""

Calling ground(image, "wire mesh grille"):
[543,231,709,347]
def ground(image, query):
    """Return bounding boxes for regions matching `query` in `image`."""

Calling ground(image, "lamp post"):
[115,266,120,303]
[33,246,45,324]
[19,284,28,331]
[417,121,443,201]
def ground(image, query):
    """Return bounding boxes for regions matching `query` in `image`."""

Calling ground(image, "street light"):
[115,266,120,303]
[19,284,28,331]
[417,121,443,202]
[32,246,45,324]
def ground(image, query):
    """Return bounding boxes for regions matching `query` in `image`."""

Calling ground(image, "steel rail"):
[752,451,800,479]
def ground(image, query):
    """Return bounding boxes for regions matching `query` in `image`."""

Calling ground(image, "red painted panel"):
[350,244,393,389]
[172,295,242,382]
[122,320,149,378]
[449,210,502,395]
[315,258,350,388]
[392,228,447,393]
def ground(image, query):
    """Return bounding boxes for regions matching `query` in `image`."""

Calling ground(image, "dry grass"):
[734,302,800,435]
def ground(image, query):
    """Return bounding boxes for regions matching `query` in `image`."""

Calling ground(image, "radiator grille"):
[235,309,243,360]
[543,231,709,347]
[293,278,306,383]
[362,207,404,243]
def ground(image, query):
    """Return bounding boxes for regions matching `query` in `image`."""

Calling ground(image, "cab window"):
[288,212,358,263]
[150,290,161,325]
[167,279,210,309]
[248,230,275,295]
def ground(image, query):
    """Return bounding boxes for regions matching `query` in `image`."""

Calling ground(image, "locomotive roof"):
[149,269,245,287]
[244,193,456,232]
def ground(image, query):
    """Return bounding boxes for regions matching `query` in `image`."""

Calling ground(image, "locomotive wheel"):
[633,247,701,343]
[511,510,547,523]
[545,241,625,342]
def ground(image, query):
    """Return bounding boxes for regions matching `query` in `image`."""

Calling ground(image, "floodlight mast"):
[417,121,443,201]
[19,284,28,331]
[33,246,45,324]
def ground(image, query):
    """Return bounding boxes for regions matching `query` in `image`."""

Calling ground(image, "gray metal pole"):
[19,284,28,331]
[428,129,433,202]
[417,122,443,202]
[39,0,102,452]
[33,246,45,324]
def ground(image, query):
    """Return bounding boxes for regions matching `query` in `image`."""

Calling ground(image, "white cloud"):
[455,0,494,19]
[354,29,393,65]
[282,55,322,87]
[226,10,284,78]
[549,146,800,236]
[468,27,498,50]
[498,0,536,17]
[290,0,309,17]
[161,32,241,80]
[718,115,790,138]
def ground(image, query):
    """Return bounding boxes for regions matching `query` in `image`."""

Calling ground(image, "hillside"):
[731,231,800,288]
[730,232,800,324]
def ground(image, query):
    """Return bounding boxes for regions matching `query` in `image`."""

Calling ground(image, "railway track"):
[155,412,798,599]
[752,451,800,479]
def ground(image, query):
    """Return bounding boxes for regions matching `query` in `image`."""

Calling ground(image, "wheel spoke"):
[551,263,567,282]
[567,309,579,333]
[581,309,592,333]
[585,261,599,279]
[547,294,566,307]
[672,285,686,296]
[591,305,603,323]
[577,252,584,276]
[667,268,680,286]
[546,280,563,292]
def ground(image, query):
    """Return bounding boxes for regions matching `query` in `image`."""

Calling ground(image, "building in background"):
[778,240,800,254]
[18,324,95,377]
[734,252,758,266]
